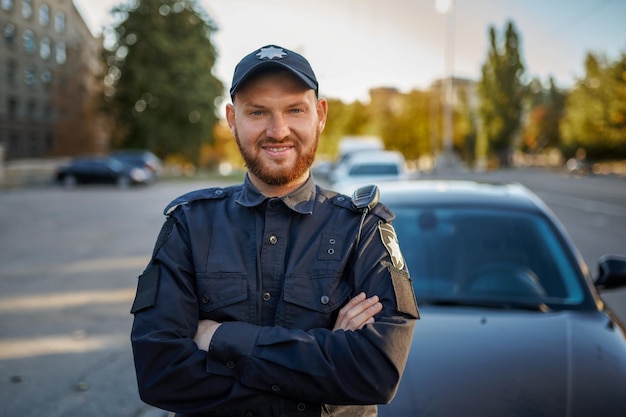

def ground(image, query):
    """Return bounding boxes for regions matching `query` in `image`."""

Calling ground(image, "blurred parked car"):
[55,156,151,188]
[109,149,162,182]
[329,150,408,188]
[373,180,626,417]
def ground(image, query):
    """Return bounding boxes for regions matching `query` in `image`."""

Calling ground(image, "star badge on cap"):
[256,46,287,60]
[378,223,405,270]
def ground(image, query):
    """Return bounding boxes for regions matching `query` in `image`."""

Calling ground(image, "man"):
[130,44,419,417]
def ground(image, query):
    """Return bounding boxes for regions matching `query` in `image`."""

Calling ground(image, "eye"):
[290,108,303,114]
[251,110,264,116]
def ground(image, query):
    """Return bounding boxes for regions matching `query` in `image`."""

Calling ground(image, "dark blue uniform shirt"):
[131,174,418,417]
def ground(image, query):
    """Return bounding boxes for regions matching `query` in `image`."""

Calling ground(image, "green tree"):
[477,21,525,166]
[560,52,626,159]
[372,89,434,161]
[523,77,566,152]
[454,85,478,164]
[103,0,223,164]
[320,99,373,158]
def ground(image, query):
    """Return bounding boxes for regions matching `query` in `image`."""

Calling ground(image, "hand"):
[194,319,221,351]
[333,292,382,331]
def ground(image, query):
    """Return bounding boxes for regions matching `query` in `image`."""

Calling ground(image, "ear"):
[316,98,328,132]
[225,103,236,135]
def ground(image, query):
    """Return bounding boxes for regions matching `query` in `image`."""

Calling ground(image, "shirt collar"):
[236,173,316,214]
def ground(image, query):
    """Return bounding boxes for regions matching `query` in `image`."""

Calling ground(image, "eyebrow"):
[242,100,311,110]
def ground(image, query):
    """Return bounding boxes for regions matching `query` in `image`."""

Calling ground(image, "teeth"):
[267,146,290,152]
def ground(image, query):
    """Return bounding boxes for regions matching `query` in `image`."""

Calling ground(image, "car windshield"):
[349,163,399,176]
[391,206,586,309]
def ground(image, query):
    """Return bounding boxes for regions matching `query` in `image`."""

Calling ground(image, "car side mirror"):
[595,255,626,290]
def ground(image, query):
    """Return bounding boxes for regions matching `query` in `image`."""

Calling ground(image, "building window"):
[6,60,16,85]
[54,11,65,33]
[23,29,35,54]
[8,97,17,119]
[27,99,36,119]
[2,0,14,11]
[4,23,16,46]
[9,131,19,155]
[40,36,50,59]
[43,104,52,120]
[41,68,51,84]
[55,42,66,64]
[45,132,54,152]
[24,64,36,86]
[22,0,32,19]
[39,4,50,27]
[29,132,38,156]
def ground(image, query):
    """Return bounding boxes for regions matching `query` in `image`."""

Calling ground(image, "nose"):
[266,114,290,140]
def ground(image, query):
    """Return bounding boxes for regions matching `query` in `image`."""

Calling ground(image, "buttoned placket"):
[258,198,288,326]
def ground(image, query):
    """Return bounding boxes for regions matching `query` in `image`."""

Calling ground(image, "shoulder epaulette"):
[370,202,395,222]
[329,193,395,222]
[330,193,355,211]
[164,187,232,215]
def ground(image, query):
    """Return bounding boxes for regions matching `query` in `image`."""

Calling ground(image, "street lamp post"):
[435,0,457,169]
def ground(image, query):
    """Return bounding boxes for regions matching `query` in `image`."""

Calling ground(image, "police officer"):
[130,45,419,417]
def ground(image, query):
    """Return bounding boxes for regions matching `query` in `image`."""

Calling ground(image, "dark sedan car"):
[371,180,626,417]
[55,156,150,188]
[109,149,162,183]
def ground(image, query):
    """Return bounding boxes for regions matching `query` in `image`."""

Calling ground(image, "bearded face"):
[226,70,327,193]
[234,127,320,186]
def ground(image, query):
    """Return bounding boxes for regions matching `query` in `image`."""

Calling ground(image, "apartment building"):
[0,0,103,160]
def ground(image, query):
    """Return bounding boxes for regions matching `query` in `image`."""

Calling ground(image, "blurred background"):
[1,1,625,417]
[1,0,625,185]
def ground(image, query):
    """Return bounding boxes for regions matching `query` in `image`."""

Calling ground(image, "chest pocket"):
[196,273,248,322]
[281,273,352,329]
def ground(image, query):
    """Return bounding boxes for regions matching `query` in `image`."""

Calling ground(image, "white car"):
[329,150,408,194]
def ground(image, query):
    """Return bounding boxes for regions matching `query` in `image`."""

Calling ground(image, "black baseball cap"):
[229,45,318,99]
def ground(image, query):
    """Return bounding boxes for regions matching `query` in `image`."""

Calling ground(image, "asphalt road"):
[0,168,624,417]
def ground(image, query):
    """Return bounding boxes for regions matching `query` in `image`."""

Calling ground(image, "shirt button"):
[262,292,271,301]
[320,295,330,305]
[271,384,281,392]
[201,294,210,304]
[269,235,278,245]
[226,360,235,369]
[297,403,306,411]
[244,412,254,417]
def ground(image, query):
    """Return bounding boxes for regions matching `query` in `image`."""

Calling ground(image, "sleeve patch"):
[130,264,160,314]
[389,266,420,319]
[378,222,405,270]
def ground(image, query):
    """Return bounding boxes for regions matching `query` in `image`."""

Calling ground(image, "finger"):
[333,293,367,329]
[336,294,371,324]
[334,295,381,331]
[343,300,382,331]
[344,292,367,309]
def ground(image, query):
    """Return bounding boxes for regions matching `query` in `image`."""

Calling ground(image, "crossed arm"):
[193,292,382,351]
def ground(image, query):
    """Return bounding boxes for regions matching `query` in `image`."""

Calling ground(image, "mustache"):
[258,137,298,147]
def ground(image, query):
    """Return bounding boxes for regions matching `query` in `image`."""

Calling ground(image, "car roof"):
[345,150,405,164]
[70,155,113,163]
[377,179,546,212]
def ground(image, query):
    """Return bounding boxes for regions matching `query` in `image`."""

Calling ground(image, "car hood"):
[380,306,626,417]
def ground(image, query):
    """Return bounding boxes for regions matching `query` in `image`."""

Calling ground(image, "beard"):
[234,130,319,186]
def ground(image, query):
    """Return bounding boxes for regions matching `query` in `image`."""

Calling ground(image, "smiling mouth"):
[263,145,294,155]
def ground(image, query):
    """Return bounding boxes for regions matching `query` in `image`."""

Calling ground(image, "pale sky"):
[74,0,626,102]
